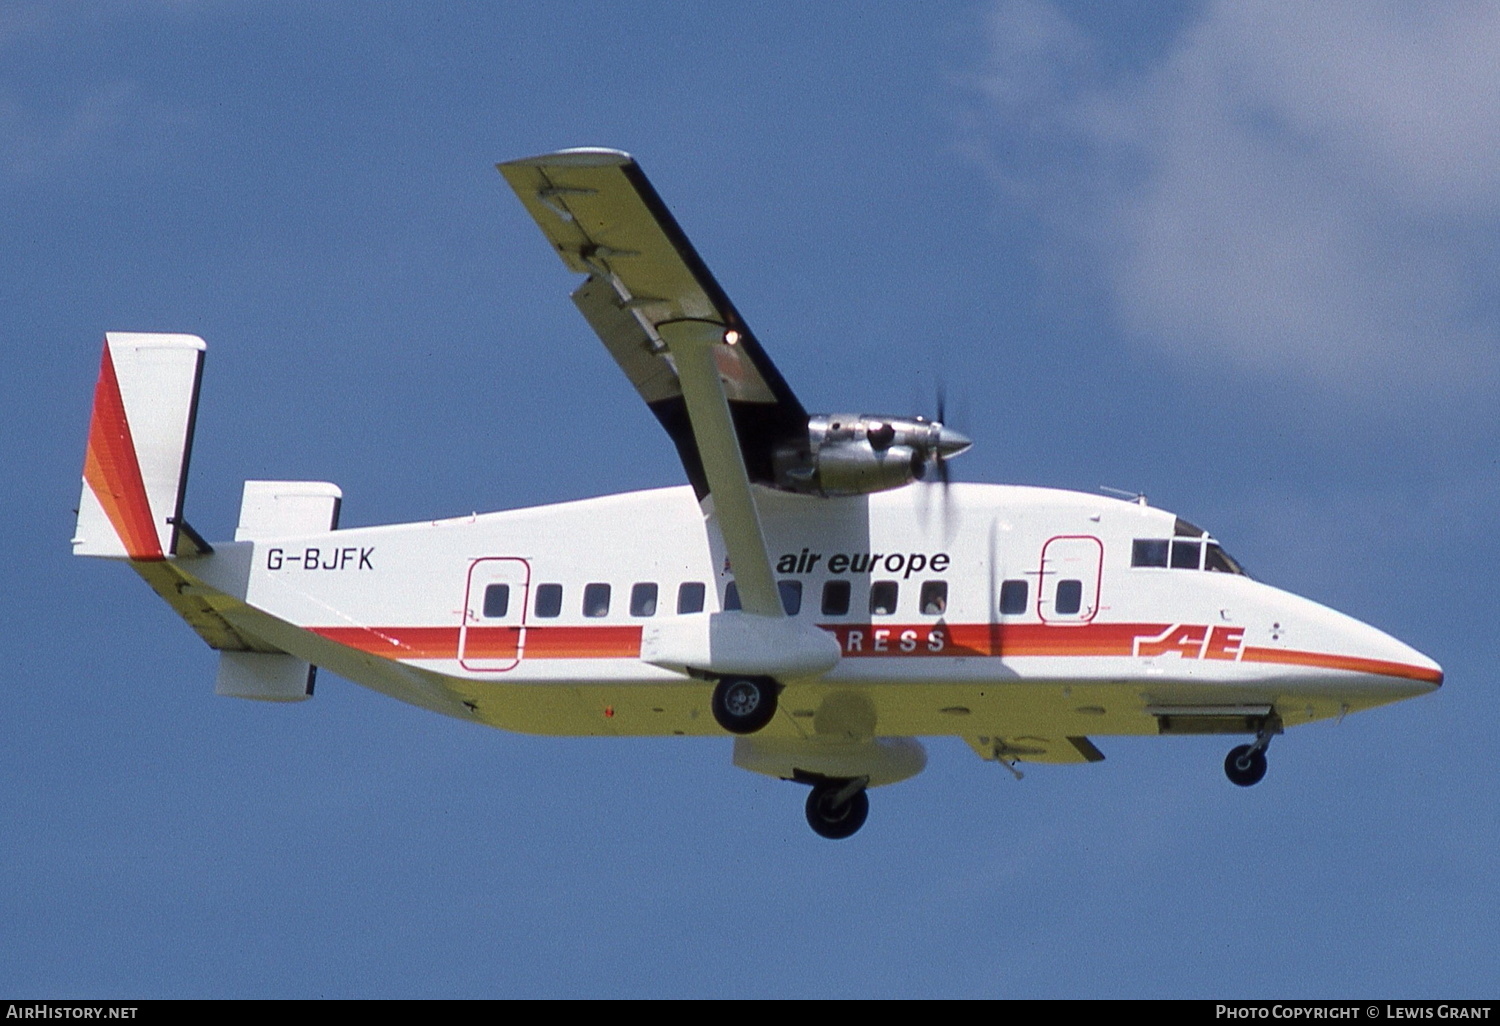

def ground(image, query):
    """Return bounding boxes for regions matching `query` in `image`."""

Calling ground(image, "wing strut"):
[658,319,782,617]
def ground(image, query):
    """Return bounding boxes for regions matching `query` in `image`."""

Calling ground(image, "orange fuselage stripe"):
[1240,646,1442,684]
[306,621,1438,684]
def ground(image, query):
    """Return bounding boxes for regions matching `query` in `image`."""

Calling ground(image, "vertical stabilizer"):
[233,480,343,540]
[212,479,343,702]
[74,333,206,560]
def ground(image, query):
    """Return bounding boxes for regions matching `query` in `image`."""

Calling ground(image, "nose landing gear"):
[1224,744,1268,786]
[1224,715,1281,787]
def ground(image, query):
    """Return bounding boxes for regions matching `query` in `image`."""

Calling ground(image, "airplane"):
[74,147,1443,839]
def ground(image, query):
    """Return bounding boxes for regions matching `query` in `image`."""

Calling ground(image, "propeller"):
[915,383,972,537]
[927,385,972,486]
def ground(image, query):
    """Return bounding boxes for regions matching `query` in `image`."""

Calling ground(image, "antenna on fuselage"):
[1100,485,1148,506]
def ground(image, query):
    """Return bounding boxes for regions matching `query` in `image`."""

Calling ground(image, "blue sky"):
[3,1,1496,998]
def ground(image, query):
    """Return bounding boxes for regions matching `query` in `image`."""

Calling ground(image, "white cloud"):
[970,0,1500,396]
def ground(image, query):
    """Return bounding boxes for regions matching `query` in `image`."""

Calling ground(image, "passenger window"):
[630,583,658,617]
[724,581,741,611]
[870,581,898,616]
[582,583,611,618]
[677,582,705,614]
[821,579,852,616]
[482,584,510,618]
[534,583,563,618]
[1170,539,1201,570]
[999,579,1028,615]
[1055,579,1083,615]
[778,580,803,615]
[1132,539,1169,567]
[919,581,948,615]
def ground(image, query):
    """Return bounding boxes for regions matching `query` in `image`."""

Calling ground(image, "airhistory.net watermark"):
[5,1007,137,1019]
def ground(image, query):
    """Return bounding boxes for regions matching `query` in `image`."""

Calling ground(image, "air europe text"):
[776,548,949,580]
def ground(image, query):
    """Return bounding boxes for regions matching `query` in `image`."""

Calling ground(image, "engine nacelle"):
[773,414,971,497]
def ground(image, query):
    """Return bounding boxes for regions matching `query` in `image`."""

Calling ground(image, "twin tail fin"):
[74,333,206,560]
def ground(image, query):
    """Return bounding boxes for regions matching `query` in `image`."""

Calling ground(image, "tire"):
[805,784,870,840]
[710,676,777,734]
[1224,744,1268,787]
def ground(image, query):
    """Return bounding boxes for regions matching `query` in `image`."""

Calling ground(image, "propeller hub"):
[934,425,972,459]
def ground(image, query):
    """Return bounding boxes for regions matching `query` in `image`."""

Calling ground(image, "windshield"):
[1204,542,1249,576]
[1132,532,1251,577]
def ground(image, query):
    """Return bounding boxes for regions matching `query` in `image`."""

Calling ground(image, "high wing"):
[500,148,820,618]
[497,149,809,502]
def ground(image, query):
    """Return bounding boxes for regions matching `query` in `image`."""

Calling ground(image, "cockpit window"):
[1132,539,1169,567]
[1174,517,1206,537]
[1170,539,1201,570]
[1204,543,1247,575]
[1133,534,1249,577]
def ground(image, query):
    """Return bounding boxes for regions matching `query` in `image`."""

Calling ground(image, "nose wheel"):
[710,676,779,734]
[804,778,870,840]
[1224,716,1280,787]
[1224,744,1268,786]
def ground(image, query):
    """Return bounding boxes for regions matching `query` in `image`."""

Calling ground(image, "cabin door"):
[459,557,530,671]
[1037,535,1103,624]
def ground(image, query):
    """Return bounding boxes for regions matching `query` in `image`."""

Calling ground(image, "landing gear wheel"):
[1224,744,1268,787]
[805,783,870,840]
[710,676,777,734]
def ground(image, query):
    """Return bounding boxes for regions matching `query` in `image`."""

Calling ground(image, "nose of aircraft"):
[1335,608,1443,691]
[1262,585,1442,693]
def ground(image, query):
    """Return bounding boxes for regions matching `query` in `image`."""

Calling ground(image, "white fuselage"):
[186,481,1441,742]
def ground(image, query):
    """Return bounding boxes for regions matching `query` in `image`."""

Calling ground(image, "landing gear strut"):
[710,676,778,734]
[804,777,870,840]
[1224,716,1280,787]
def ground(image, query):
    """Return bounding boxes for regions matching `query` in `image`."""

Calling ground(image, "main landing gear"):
[1224,717,1280,787]
[709,682,872,839]
[710,676,779,734]
[803,776,870,840]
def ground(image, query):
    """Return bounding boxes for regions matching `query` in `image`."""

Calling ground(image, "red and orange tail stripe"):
[83,344,163,561]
